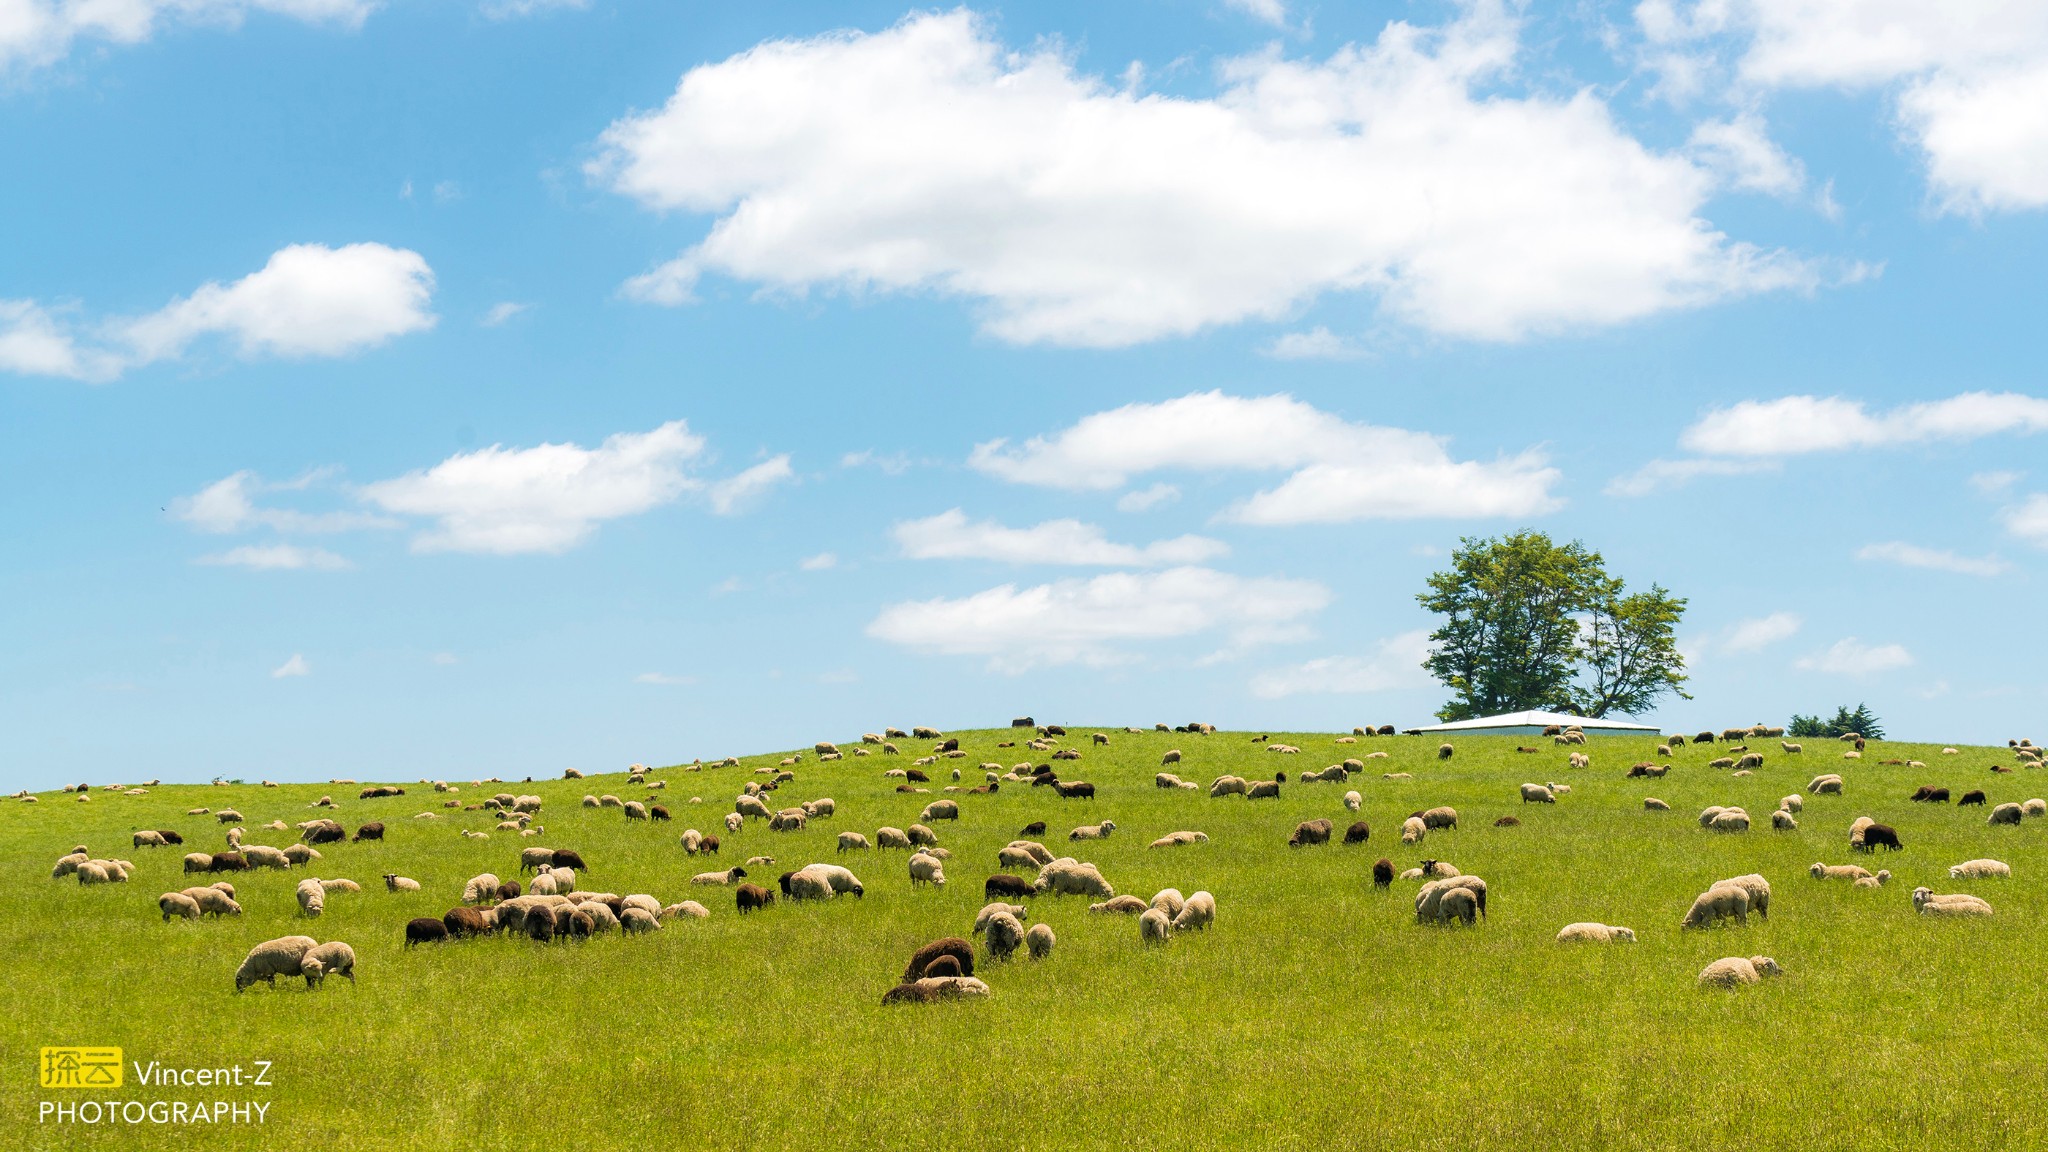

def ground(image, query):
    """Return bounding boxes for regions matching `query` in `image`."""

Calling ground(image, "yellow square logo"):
[40,1047,122,1089]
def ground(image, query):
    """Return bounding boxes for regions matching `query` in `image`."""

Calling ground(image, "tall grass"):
[5,728,2048,1150]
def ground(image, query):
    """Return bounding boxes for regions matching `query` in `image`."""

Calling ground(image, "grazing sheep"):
[908,852,947,887]
[300,941,356,987]
[295,878,326,916]
[133,830,168,848]
[1289,818,1333,847]
[973,902,1030,935]
[1521,784,1556,804]
[1139,907,1172,944]
[1808,774,1844,795]
[1958,790,1988,807]
[1737,754,1764,769]
[243,845,290,870]
[1438,888,1480,925]
[984,912,1025,960]
[1912,887,1994,917]
[1709,809,1751,833]
[1173,890,1216,931]
[1780,795,1804,814]
[802,863,865,898]
[1989,802,2023,826]
[443,906,493,938]
[1024,922,1055,959]
[2025,799,2048,818]
[1556,923,1636,943]
[691,867,748,886]
[1035,859,1115,898]
[1681,883,1751,929]
[1372,858,1395,888]
[1770,809,1798,831]
[921,800,960,823]
[233,935,319,991]
[1782,742,1803,754]
[1718,874,1771,919]
[1150,889,1186,918]
[769,809,809,832]
[1438,744,1454,760]
[662,900,710,920]
[724,812,744,834]
[621,907,660,934]
[1857,823,1903,852]
[735,883,774,913]
[904,937,975,980]
[1644,798,1671,811]
[353,822,385,842]
[1208,775,1249,799]
[1401,816,1427,845]
[1343,820,1372,845]
[1342,789,1364,812]
[1698,956,1783,989]
[1950,859,2012,879]
[181,886,242,917]
[1070,820,1118,841]
[158,892,201,921]
[1420,806,1458,830]
[783,870,834,901]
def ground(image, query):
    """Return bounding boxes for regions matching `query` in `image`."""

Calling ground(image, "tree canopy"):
[1418,531,1690,721]
[1788,704,1885,741]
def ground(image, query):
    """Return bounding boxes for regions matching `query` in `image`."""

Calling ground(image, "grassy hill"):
[7,725,2048,1150]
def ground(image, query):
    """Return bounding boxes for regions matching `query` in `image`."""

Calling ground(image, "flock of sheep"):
[31,718,2038,998]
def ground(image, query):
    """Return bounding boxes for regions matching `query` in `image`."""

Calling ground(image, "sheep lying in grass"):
[661,900,710,920]
[1812,862,1873,881]
[691,867,748,886]
[1950,859,2011,879]
[234,936,318,992]
[1698,956,1782,989]
[384,874,421,893]
[1912,887,1993,917]
[1150,831,1207,848]
[1643,798,1670,811]
[1069,820,1117,841]
[1556,923,1635,943]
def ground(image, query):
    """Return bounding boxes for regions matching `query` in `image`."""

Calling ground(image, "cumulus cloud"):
[971,391,1560,523]
[359,421,707,554]
[481,302,532,327]
[0,0,373,71]
[1678,392,2048,457]
[271,653,312,679]
[2005,493,2048,546]
[1116,483,1181,513]
[1248,630,1431,698]
[1604,456,1778,497]
[799,551,838,571]
[866,566,1329,671]
[1640,1,2048,213]
[1264,327,1361,360]
[707,455,794,515]
[1856,541,2011,576]
[1722,612,1802,653]
[198,544,352,571]
[893,509,1228,566]
[591,5,1820,347]
[1,244,435,382]
[171,471,394,535]
[1224,0,1288,28]
[1685,113,1806,196]
[1796,637,1913,675]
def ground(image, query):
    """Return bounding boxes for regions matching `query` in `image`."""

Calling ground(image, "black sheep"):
[1494,816,1522,827]
[902,936,975,980]
[1372,858,1395,888]
[1959,790,1988,807]
[1859,824,1903,852]
[1053,781,1095,800]
[405,917,450,946]
[494,880,522,901]
[906,769,930,783]
[551,848,588,872]
[207,852,249,873]
[525,905,557,941]
[985,874,1034,900]
[1343,820,1371,844]
[1019,821,1047,837]
[352,822,384,842]
[305,821,346,844]
[881,983,933,1005]
[922,955,964,978]
[156,830,184,845]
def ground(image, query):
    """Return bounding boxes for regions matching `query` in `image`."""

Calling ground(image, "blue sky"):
[6,0,2048,788]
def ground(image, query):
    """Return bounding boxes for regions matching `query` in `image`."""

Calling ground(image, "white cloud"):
[799,551,838,571]
[841,449,911,474]
[1604,456,1779,497]
[1856,541,2010,576]
[171,470,393,535]
[1,244,435,381]
[0,0,373,71]
[634,671,696,686]
[1679,392,2048,457]
[2005,493,2048,546]
[893,509,1229,567]
[867,566,1330,671]
[592,6,1821,347]
[707,455,794,515]
[972,391,1560,523]
[1686,114,1805,196]
[430,652,458,665]
[1264,326,1361,360]
[817,668,859,684]
[198,544,351,571]
[1248,630,1431,698]
[1224,0,1288,28]
[1641,1,2048,213]
[1796,637,1914,675]
[1723,612,1802,653]
[1972,470,2022,495]
[271,653,311,679]
[1116,483,1181,513]
[481,302,532,327]
[359,421,707,554]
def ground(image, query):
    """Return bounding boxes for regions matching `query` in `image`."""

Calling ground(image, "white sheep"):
[296,878,326,916]
[1912,887,1994,917]
[464,874,502,904]
[1401,816,1427,845]
[182,886,242,917]
[1643,798,1670,811]
[1770,809,1797,830]
[908,852,947,887]
[985,911,1025,960]
[1520,783,1555,804]
[1949,859,2011,879]
[1149,831,1207,848]
[1808,774,1844,795]
[1989,803,2024,826]
[300,941,356,987]
[1034,859,1113,898]
[1343,791,1362,811]
[2026,799,2048,818]
[662,900,711,919]
[1069,820,1117,841]
[383,874,422,893]
[1025,922,1055,959]
[690,867,747,885]
[1172,890,1215,931]
[234,935,319,991]
[973,902,1030,935]
[1681,883,1750,929]
[1139,907,1172,944]
[1698,956,1783,988]
[1780,795,1804,813]
[1555,923,1635,943]
[158,892,201,921]
[1810,862,1871,881]
[621,907,662,934]
[801,863,864,898]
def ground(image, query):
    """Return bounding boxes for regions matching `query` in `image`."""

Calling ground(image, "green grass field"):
[7,726,2048,1151]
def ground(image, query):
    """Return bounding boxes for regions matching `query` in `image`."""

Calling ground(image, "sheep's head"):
[1877,870,1892,884]
[1611,927,1637,942]
[1911,886,1934,908]
[1751,957,1783,977]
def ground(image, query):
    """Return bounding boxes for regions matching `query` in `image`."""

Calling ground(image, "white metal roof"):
[1407,709,1660,735]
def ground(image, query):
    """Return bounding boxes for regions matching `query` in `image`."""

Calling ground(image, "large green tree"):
[1418,532,1690,721]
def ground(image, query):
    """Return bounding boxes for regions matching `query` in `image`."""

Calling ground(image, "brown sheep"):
[735,883,774,914]
[1437,743,1455,760]
[1288,819,1333,847]
[443,906,492,938]
[1959,790,1988,806]
[1343,820,1371,844]
[1053,780,1096,799]
[881,983,934,1005]
[700,835,720,856]
[353,822,385,842]
[1019,821,1047,837]
[405,917,450,947]
[1372,858,1394,888]
[208,852,250,873]
[304,821,346,844]
[1494,816,1521,827]
[551,849,589,872]
[496,880,522,901]
[903,936,976,980]
[985,874,1034,900]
